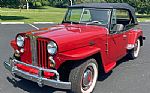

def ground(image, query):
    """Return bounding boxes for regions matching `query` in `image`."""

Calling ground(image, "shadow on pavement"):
[1,16,29,20]
[7,77,71,93]
[97,55,131,81]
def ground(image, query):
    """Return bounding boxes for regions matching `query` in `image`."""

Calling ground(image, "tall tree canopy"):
[0,0,149,14]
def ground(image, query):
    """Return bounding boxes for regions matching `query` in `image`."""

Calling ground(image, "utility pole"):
[26,0,29,10]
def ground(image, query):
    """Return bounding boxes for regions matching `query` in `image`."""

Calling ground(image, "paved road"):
[0,23,149,93]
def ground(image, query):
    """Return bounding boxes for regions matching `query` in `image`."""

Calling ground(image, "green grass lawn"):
[137,14,150,22]
[0,6,150,23]
[0,6,67,23]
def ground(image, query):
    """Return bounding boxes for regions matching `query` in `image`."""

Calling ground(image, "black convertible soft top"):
[69,3,138,24]
[69,3,134,11]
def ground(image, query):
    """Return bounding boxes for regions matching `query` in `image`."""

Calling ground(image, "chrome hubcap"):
[82,66,94,90]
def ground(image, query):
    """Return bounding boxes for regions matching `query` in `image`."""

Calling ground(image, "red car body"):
[10,23,143,73]
[4,3,145,93]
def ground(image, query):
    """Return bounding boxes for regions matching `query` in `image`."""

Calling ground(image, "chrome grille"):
[37,38,49,68]
[28,35,49,68]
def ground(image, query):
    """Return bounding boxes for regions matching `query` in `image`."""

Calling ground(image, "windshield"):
[63,8,111,25]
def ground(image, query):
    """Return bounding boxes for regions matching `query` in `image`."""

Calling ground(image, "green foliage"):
[41,1,50,6]
[104,0,150,15]
[0,0,149,14]
[0,0,20,8]
[50,0,69,8]
[33,1,42,8]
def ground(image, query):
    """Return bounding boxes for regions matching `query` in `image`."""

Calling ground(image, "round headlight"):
[47,41,57,55]
[16,35,25,47]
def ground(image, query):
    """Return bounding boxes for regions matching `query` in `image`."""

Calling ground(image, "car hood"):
[26,23,108,52]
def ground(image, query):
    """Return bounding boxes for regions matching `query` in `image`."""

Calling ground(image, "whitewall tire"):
[128,39,141,59]
[69,59,98,93]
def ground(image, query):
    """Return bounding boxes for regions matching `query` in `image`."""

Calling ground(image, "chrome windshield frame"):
[63,8,112,26]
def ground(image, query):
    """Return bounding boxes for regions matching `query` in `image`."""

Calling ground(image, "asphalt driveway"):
[0,23,149,93]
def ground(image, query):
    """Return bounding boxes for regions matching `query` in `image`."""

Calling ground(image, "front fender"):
[10,40,18,50]
[58,46,116,73]
[59,46,100,61]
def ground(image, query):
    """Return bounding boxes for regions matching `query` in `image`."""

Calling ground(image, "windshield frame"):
[63,8,112,26]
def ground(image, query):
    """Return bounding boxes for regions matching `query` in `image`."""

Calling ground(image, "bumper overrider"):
[3,58,71,89]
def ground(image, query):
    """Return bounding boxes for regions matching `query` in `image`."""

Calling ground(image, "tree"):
[0,0,149,14]
[0,0,20,8]
[104,0,150,15]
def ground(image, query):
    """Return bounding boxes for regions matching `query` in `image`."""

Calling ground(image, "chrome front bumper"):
[3,58,71,89]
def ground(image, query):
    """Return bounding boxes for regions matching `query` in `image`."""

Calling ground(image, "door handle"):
[123,35,127,38]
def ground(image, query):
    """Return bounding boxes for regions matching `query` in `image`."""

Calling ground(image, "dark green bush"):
[33,1,42,8]
[54,1,68,8]
[41,1,50,6]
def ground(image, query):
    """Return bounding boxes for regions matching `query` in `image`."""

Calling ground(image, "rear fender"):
[127,30,143,49]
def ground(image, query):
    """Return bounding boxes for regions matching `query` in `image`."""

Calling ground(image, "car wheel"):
[128,39,140,59]
[69,59,98,93]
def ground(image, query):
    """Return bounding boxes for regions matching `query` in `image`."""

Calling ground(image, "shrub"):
[54,1,68,8]
[33,1,42,8]
[41,1,50,6]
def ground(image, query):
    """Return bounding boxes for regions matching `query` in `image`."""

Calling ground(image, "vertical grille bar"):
[37,41,41,67]
[44,41,47,68]
[28,35,38,66]
[37,38,49,68]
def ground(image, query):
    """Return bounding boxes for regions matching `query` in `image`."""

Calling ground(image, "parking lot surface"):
[0,23,149,93]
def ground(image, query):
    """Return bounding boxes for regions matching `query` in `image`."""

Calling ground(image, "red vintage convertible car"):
[4,3,145,93]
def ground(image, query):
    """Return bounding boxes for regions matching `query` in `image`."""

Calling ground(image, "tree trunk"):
[26,0,29,10]
[70,0,73,6]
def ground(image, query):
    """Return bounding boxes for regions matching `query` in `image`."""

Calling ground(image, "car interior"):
[110,9,134,33]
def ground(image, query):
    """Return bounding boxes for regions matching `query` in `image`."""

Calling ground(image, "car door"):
[106,9,129,61]
[107,31,127,61]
